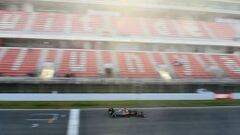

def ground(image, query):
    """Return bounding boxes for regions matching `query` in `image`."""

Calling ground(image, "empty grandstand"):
[0,0,239,93]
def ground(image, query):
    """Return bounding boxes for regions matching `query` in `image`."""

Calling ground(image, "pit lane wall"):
[0,93,237,101]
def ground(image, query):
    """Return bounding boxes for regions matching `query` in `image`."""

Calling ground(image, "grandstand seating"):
[58,49,98,77]
[144,18,177,37]
[117,51,157,78]
[32,13,66,33]
[0,48,40,76]
[44,49,58,63]
[211,54,240,79]
[101,50,113,64]
[0,10,238,41]
[0,10,28,31]
[178,20,210,38]
[166,53,211,78]
[152,52,165,65]
[71,15,103,34]
[206,22,236,40]
[198,54,215,66]
[112,16,144,36]
[0,47,239,79]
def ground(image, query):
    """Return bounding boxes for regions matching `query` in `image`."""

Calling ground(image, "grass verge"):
[0,100,240,109]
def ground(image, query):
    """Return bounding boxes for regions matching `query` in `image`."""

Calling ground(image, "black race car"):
[108,108,145,118]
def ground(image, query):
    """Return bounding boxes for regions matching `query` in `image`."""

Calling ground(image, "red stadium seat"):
[0,10,28,31]
[58,49,98,77]
[177,20,210,38]
[117,51,157,78]
[32,12,66,33]
[206,22,236,40]
[144,18,177,37]
[0,10,238,42]
[101,50,113,64]
[71,14,103,34]
[0,47,239,80]
[152,52,165,65]
[211,54,240,79]
[44,49,58,63]
[0,48,40,76]
[166,53,212,78]
[198,54,215,65]
[112,16,144,36]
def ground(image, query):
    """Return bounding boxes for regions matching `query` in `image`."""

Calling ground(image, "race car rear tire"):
[111,114,116,118]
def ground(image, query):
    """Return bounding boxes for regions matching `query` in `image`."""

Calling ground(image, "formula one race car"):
[108,108,145,118]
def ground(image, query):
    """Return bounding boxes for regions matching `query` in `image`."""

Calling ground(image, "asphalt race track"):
[1,107,240,135]
[0,110,69,135]
[80,107,240,135]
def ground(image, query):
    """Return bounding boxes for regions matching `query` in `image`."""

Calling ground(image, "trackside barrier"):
[232,93,240,100]
[215,93,233,100]
[0,93,239,101]
[0,93,215,101]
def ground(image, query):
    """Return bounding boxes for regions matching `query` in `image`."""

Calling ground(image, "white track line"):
[67,109,80,135]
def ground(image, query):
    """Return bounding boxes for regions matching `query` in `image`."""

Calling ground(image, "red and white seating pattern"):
[206,22,236,40]
[0,47,239,79]
[58,49,97,77]
[166,53,211,78]
[112,17,144,36]
[32,13,66,33]
[211,54,240,79]
[178,20,210,38]
[0,10,237,40]
[0,48,40,76]
[71,15,103,34]
[101,50,113,64]
[152,52,165,65]
[117,52,157,78]
[44,49,58,63]
[145,18,177,37]
[0,10,28,31]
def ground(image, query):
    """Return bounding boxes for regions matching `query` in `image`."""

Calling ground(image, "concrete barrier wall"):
[233,93,240,99]
[0,93,216,101]
[1,93,240,101]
